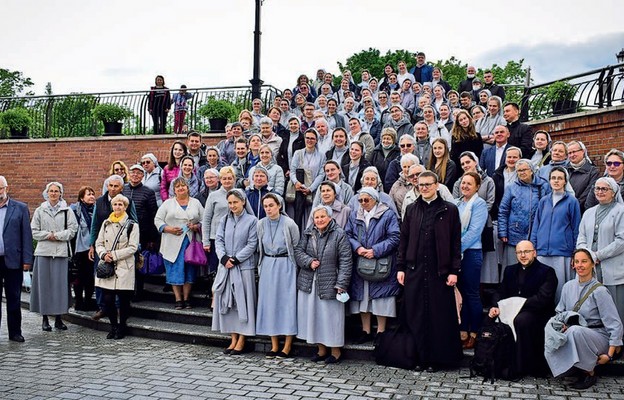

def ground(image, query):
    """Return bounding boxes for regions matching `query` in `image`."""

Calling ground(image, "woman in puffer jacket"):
[498,159,551,272]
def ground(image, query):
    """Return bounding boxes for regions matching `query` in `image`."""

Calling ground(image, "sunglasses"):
[606,161,623,167]
[358,198,371,204]
[400,144,413,148]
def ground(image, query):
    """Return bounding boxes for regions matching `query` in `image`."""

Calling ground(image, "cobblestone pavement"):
[1,308,623,399]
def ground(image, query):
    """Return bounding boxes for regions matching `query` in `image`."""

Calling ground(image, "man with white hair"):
[0,176,33,342]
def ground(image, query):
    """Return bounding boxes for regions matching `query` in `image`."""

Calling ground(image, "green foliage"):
[197,97,237,120]
[53,95,98,137]
[0,68,34,97]
[546,81,575,101]
[335,48,415,84]
[92,103,133,122]
[334,49,529,98]
[0,107,32,130]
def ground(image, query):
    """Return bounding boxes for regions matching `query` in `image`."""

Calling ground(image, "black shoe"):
[55,317,67,330]
[106,327,117,340]
[355,331,373,344]
[311,354,329,362]
[325,354,342,364]
[265,351,278,358]
[229,349,244,356]
[276,351,291,359]
[42,318,52,332]
[115,326,126,340]
[9,334,25,342]
[570,374,597,390]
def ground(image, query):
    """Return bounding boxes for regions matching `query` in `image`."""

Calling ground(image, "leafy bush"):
[197,98,237,120]
[92,103,133,122]
[0,107,32,130]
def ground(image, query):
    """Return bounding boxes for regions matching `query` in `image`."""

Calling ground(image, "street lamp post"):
[250,0,264,100]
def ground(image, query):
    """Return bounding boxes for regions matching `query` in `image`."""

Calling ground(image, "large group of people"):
[0,60,622,389]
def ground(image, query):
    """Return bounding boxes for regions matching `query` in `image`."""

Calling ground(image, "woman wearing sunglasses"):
[585,149,624,209]
[345,187,400,344]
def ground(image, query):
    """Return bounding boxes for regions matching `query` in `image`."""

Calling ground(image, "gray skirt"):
[211,267,257,336]
[30,256,70,315]
[297,274,345,348]
[349,280,396,317]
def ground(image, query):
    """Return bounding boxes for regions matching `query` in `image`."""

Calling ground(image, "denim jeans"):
[458,249,483,333]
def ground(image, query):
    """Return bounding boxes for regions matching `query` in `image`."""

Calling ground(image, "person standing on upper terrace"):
[503,102,533,159]
[148,75,171,135]
[409,52,433,84]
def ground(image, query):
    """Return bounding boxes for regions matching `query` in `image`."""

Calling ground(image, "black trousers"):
[102,289,132,327]
[0,257,23,337]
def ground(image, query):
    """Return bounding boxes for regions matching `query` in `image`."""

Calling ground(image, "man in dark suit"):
[0,176,33,342]
[489,240,557,377]
[480,125,511,177]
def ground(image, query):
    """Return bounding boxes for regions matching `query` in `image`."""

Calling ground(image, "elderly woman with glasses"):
[384,133,419,192]
[30,182,78,332]
[498,159,551,272]
[586,149,624,209]
[577,176,624,322]
[345,187,401,344]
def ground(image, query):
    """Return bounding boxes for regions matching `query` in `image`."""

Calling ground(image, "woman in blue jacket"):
[530,167,581,301]
[345,187,400,344]
[498,159,551,273]
[455,172,488,349]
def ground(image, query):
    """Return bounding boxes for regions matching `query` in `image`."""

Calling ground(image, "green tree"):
[334,49,529,104]
[0,68,34,97]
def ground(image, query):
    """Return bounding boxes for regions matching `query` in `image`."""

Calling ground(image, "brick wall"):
[0,134,222,213]
[1,105,623,214]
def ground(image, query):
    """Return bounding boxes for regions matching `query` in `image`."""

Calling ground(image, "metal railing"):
[0,85,281,138]
[512,63,624,121]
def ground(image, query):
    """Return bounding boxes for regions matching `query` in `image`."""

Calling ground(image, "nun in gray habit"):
[213,189,259,355]
[256,193,300,357]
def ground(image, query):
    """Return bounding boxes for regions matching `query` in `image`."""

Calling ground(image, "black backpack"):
[469,318,517,383]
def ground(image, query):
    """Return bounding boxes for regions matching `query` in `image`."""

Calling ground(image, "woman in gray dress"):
[30,182,78,331]
[545,248,623,390]
[576,176,624,322]
[213,189,259,355]
[256,194,300,358]
[295,205,352,363]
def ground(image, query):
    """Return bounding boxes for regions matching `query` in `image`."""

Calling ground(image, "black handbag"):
[96,260,116,279]
[95,220,127,279]
[355,225,392,282]
[374,326,417,370]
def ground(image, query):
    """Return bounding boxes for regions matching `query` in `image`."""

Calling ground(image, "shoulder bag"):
[356,224,391,282]
[96,221,127,279]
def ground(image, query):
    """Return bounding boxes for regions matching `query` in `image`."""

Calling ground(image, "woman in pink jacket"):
[160,140,188,201]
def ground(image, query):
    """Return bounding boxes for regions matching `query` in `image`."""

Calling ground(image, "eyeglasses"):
[606,161,623,167]
[594,186,612,193]
[568,149,583,155]
[114,168,124,172]
[140,160,151,165]
[516,168,531,173]
[515,250,535,256]
[400,144,413,148]
[407,174,419,179]
[358,198,371,204]
[418,182,436,189]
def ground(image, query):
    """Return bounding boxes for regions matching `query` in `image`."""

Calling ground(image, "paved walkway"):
[1,307,622,399]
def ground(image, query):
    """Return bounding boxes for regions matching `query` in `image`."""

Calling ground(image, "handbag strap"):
[63,210,73,257]
[108,220,129,254]
[573,282,603,312]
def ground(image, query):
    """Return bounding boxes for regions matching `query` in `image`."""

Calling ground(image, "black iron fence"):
[0,85,281,138]
[500,63,624,121]
[1,64,624,137]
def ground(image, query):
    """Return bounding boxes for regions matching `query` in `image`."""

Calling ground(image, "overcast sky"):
[2,0,623,95]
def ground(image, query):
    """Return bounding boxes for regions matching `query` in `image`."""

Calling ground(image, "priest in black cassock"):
[489,240,558,377]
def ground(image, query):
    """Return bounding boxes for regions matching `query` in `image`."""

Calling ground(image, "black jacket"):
[341,158,371,193]
[506,119,534,159]
[492,259,557,317]
[277,131,305,174]
[123,183,159,245]
[397,196,461,276]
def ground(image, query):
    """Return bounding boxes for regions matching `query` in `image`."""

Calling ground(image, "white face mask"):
[467,73,475,79]
[473,85,481,91]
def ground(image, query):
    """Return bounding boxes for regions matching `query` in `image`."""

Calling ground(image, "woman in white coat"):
[30,182,78,332]
[95,194,139,339]
[155,177,204,310]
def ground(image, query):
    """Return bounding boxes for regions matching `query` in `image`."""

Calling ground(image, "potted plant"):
[92,103,133,135]
[547,81,578,116]
[0,107,32,138]
[197,98,236,132]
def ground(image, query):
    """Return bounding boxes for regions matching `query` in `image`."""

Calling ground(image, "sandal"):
[184,300,193,309]
[175,301,184,310]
